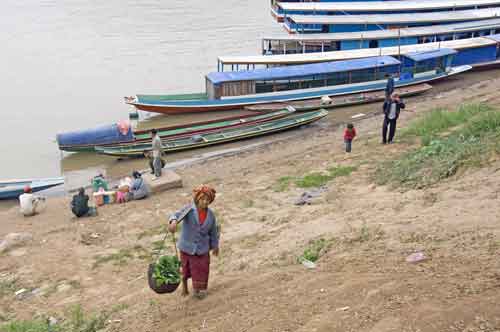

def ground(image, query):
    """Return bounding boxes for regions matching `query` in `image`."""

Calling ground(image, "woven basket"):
[147,263,180,294]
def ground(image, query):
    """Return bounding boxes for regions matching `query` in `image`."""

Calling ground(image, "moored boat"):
[0,177,65,200]
[127,50,466,115]
[56,108,294,152]
[244,83,432,112]
[95,109,329,157]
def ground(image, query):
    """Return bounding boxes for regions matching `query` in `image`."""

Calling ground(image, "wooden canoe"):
[0,177,65,200]
[58,108,295,152]
[95,109,328,157]
[244,83,432,112]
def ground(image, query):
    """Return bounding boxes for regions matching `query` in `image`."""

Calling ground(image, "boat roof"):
[263,18,500,42]
[207,56,399,84]
[404,48,458,61]
[485,33,500,41]
[287,8,500,25]
[277,0,500,13]
[219,36,496,65]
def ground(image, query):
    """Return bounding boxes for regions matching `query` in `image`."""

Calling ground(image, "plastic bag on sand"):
[406,252,427,263]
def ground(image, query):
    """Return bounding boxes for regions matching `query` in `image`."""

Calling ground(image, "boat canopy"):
[218,37,496,66]
[404,48,458,62]
[485,33,500,41]
[277,0,500,13]
[286,8,500,25]
[56,123,134,147]
[207,56,399,85]
[262,18,500,43]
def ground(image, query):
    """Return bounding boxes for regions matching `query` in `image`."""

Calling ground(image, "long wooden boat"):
[219,35,500,69]
[126,50,468,115]
[262,18,500,55]
[283,8,500,34]
[0,177,65,200]
[272,0,500,22]
[245,83,432,112]
[57,108,294,152]
[95,109,329,157]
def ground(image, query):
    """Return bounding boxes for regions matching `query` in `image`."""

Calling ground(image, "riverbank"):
[2,74,500,331]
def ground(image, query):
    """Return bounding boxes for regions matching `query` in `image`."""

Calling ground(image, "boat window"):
[350,69,376,84]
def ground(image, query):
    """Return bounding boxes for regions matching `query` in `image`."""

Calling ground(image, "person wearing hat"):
[19,186,45,217]
[168,185,219,299]
[129,171,149,200]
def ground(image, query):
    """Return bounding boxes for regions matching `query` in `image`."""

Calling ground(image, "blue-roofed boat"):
[126,50,469,114]
[0,177,65,200]
[272,0,500,23]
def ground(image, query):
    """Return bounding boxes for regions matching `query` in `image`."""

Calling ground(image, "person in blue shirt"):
[168,185,219,299]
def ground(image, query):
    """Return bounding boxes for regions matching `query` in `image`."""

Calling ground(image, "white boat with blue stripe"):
[126,50,470,114]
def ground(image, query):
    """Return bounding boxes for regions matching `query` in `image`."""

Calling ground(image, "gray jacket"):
[131,177,149,200]
[169,203,219,255]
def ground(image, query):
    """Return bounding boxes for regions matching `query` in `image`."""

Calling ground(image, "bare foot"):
[181,289,189,297]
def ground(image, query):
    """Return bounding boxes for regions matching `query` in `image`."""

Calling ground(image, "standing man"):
[151,129,163,179]
[382,92,405,144]
[385,73,395,102]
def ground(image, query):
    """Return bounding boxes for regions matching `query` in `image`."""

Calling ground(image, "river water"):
[0,0,283,181]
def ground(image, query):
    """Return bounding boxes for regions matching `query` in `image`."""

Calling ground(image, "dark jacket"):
[71,193,89,217]
[385,77,395,95]
[383,99,405,120]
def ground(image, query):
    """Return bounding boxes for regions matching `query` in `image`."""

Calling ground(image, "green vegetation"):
[0,304,122,332]
[300,238,334,262]
[92,245,150,269]
[0,277,19,298]
[401,103,492,145]
[274,176,294,192]
[275,166,357,191]
[376,103,500,189]
[153,255,181,287]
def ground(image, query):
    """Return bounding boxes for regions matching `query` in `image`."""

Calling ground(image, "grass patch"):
[274,176,294,192]
[346,223,385,244]
[300,238,334,262]
[401,103,492,144]
[92,245,150,269]
[0,303,125,332]
[376,104,500,189]
[137,225,168,240]
[0,277,19,298]
[275,166,357,191]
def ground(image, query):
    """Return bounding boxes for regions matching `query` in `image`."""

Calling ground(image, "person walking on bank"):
[382,92,405,144]
[343,123,357,153]
[385,73,395,101]
[168,185,219,300]
[151,129,163,179]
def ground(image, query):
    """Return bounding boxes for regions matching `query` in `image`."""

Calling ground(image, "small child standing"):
[343,123,357,153]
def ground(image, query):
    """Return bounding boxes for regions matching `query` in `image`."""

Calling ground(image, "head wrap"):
[193,185,216,204]
[24,186,32,193]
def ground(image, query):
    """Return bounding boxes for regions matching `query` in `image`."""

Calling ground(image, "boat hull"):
[128,65,470,115]
[96,110,328,157]
[0,177,65,200]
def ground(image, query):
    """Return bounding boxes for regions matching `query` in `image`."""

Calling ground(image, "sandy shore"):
[1,71,500,331]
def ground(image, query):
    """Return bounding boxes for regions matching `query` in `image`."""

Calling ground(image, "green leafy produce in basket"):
[153,255,181,287]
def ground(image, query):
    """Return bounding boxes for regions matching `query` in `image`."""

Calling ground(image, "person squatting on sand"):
[19,186,45,217]
[168,185,219,299]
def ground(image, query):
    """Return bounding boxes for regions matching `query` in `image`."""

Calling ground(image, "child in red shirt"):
[344,123,356,153]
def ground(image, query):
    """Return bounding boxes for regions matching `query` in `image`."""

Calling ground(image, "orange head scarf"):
[193,185,216,204]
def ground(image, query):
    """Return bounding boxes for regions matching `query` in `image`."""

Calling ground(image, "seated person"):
[129,171,149,200]
[71,187,97,217]
[92,174,109,204]
[19,186,45,217]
